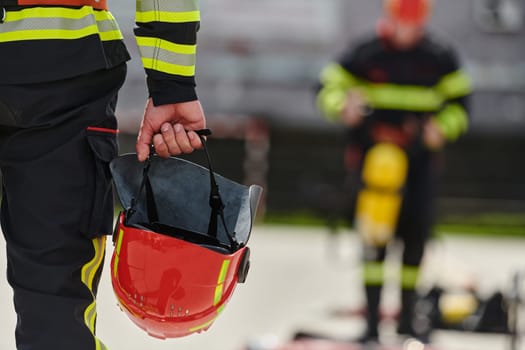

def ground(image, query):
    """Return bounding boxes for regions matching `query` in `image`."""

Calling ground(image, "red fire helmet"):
[109,130,262,339]
[384,0,432,25]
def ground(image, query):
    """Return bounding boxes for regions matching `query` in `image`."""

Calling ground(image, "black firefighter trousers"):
[0,64,127,350]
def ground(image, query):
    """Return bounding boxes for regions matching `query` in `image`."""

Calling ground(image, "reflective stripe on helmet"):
[213,259,231,306]
[81,236,108,350]
[112,228,125,278]
[188,305,225,333]
[186,259,232,333]
[0,7,122,43]
[136,36,196,77]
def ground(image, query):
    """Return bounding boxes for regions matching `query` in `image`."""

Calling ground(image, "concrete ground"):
[1,225,525,350]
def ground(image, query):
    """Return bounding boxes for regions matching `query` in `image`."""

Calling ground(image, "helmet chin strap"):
[126,144,157,222]
[126,129,240,252]
[195,129,240,251]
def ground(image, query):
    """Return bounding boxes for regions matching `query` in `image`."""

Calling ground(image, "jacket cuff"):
[147,77,198,106]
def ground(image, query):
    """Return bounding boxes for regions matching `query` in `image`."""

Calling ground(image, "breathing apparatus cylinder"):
[355,143,408,246]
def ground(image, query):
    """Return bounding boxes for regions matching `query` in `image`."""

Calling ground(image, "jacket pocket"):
[80,126,119,238]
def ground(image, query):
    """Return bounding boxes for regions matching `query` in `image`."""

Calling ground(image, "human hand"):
[423,118,446,151]
[341,90,367,127]
[136,98,206,162]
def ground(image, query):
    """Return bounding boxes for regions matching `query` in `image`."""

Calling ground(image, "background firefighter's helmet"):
[384,0,432,25]
[109,141,262,339]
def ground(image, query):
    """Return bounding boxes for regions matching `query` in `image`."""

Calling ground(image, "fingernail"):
[161,124,170,132]
[174,124,183,133]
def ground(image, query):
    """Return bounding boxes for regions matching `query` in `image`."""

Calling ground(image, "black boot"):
[398,289,432,343]
[357,285,381,344]
[398,289,416,336]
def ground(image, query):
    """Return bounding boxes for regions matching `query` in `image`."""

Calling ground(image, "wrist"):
[147,78,198,106]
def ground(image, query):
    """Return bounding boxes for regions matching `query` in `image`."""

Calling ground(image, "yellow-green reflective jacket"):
[317,35,472,141]
[0,0,199,103]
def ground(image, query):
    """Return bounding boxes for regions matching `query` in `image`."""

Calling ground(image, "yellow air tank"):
[355,143,408,246]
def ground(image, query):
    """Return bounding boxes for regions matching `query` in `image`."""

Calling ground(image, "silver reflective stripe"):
[96,18,121,33]
[138,44,196,67]
[0,7,122,42]
[1,15,95,32]
[136,0,198,13]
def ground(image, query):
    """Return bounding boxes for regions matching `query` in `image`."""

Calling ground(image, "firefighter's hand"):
[341,90,367,127]
[136,98,206,162]
[423,118,446,151]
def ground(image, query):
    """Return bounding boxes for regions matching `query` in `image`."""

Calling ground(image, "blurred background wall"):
[111,0,525,227]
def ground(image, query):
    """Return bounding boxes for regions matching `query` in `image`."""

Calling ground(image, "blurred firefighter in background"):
[316,0,471,344]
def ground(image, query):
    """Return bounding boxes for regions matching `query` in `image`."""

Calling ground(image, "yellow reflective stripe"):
[401,265,420,289]
[137,0,198,13]
[4,6,94,21]
[435,103,469,141]
[436,70,472,99]
[95,10,123,41]
[189,314,219,333]
[81,237,108,350]
[82,236,106,293]
[141,57,195,76]
[362,83,444,111]
[213,259,231,306]
[188,304,226,333]
[113,229,124,278]
[317,62,445,118]
[189,259,230,332]
[0,26,98,41]
[85,301,107,350]
[135,10,200,23]
[316,87,347,122]
[0,7,122,42]
[317,63,361,120]
[319,63,360,88]
[136,36,197,55]
[136,36,196,70]
[98,30,123,41]
[363,262,384,286]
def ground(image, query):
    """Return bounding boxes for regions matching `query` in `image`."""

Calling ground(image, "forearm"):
[134,0,200,105]
[433,69,472,141]
[316,62,361,121]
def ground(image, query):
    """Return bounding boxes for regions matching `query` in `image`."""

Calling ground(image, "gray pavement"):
[1,225,525,350]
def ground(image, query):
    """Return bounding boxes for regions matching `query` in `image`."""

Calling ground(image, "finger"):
[153,134,169,158]
[187,131,203,149]
[136,123,154,162]
[160,122,182,155]
[173,123,193,153]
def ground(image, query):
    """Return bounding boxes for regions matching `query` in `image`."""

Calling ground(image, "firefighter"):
[0,0,204,349]
[316,0,471,343]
